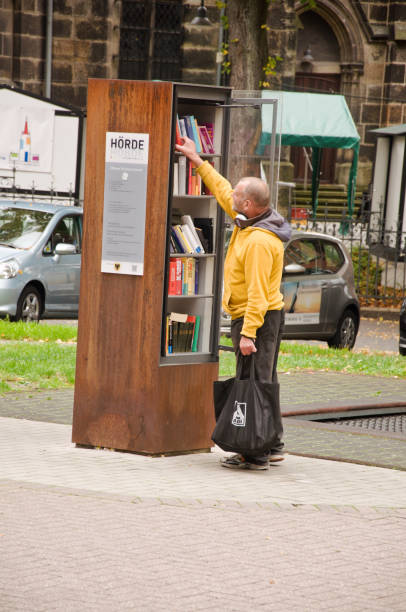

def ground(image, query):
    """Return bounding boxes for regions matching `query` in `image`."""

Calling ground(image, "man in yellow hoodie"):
[176,136,291,470]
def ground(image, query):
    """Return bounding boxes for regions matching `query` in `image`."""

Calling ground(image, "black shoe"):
[220,454,269,470]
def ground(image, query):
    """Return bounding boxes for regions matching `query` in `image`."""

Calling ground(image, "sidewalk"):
[1,372,406,610]
[1,370,405,469]
[1,415,406,612]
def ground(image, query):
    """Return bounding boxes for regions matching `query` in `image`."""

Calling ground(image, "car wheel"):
[327,309,357,350]
[400,346,406,357]
[15,286,43,323]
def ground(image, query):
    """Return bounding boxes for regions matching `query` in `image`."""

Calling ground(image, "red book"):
[175,115,183,146]
[175,258,182,295]
[188,161,198,195]
[186,315,196,352]
[202,122,215,153]
[199,125,215,154]
[168,260,176,295]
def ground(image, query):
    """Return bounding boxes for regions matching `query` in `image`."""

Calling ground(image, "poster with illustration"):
[283,280,322,325]
[0,106,54,173]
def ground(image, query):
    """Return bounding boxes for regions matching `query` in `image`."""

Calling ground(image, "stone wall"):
[0,0,120,109]
[0,0,405,167]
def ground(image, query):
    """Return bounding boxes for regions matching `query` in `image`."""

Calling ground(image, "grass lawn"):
[0,323,404,393]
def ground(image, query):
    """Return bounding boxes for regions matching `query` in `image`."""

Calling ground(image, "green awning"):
[261,90,360,149]
[259,91,360,219]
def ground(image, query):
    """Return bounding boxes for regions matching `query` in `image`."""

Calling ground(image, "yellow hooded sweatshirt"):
[197,161,286,339]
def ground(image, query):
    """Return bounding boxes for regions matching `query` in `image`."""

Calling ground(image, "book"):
[189,116,202,153]
[173,225,194,254]
[187,161,198,195]
[194,217,213,253]
[199,125,215,154]
[168,260,177,295]
[194,118,203,151]
[181,215,205,253]
[170,227,185,253]
[194,259,199,294]
[186,314,196,351]
[181,223,202,255]
[178,118,187,139]
[166,312,199,354]
[183,115,195,140]
[173,161,179,196]
[169,312,188,353]
[195,227,208,253]
[181,257,188,295]
[178,155,187,195]
[202,122,214,148]
[175,115,183,146]
[185,257,195,295]
[191,315,201,352]
[167,317,173,354]
[174,257,182,295]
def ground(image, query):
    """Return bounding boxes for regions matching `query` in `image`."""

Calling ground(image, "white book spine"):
[178,156,186,195]
[173,162,179,195]
[181,214,205,253]
[181,224,202,253]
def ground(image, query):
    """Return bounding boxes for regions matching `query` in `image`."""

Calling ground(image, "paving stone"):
[0,370,406,610]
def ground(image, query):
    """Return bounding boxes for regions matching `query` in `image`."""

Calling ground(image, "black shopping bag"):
[212,355,282,456]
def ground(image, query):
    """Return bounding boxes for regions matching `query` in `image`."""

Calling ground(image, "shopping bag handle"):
[236,353,256,381]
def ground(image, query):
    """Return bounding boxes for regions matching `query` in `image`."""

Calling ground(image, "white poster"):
[0,105,55,173]
[101,132,149,276]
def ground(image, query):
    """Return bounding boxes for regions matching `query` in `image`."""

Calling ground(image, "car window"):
[0,207,53,249]
[284,239,324,275]
[322,241,344,273]
[43,215,82,255]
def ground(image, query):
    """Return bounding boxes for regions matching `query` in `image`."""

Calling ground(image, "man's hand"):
[175,136,203,167]
[239,336,257,356]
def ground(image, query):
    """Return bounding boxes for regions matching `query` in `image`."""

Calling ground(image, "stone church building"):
[1,0,405,190]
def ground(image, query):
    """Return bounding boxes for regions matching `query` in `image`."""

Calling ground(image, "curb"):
[361,307,399,320]
[282,400,406,417]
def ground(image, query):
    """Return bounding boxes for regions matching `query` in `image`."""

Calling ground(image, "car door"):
[282,237,332,339]
[41,214,82,314]
[318,238,346,335]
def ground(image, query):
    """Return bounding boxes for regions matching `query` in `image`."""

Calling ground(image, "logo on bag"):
[231,401,246,427]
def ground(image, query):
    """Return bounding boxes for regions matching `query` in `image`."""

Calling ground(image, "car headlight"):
[0,259,21,279]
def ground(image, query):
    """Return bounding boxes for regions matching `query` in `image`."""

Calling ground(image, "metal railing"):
[0,167,79,207]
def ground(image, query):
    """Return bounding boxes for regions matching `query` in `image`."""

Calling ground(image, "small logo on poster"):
[231,401,246,427]
[114,263,121,271]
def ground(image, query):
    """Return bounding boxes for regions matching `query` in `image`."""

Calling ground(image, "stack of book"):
[170,215,206,254]
[176,114,215,154]
[173,157,214,196]
[168,257,199,296]
[166,312,201,354]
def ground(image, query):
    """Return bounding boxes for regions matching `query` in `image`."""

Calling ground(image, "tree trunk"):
[226,0,269,185]
[227,0,268,92]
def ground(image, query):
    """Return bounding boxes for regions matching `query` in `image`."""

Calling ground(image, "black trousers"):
[231,309,285,462]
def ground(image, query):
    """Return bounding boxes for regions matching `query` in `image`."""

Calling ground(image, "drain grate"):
[326,413,406,434]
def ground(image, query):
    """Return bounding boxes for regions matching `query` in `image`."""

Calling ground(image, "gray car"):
[221,230,360,350]
[0,201,82,322]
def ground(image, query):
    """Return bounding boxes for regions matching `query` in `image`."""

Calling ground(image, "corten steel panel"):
[72,79,218,454]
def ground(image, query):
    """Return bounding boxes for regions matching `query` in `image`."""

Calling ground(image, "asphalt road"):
[285,317,400,353]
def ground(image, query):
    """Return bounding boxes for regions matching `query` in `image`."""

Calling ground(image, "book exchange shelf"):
[72,80,232,455]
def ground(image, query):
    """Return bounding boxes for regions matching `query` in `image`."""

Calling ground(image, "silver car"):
[221,230,360,350]
[0,201,83,322]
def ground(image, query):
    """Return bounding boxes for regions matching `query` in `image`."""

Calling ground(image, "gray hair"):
[240,177,270,208]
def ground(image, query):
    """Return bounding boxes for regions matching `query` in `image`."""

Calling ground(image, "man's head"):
[232,177,270,218]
